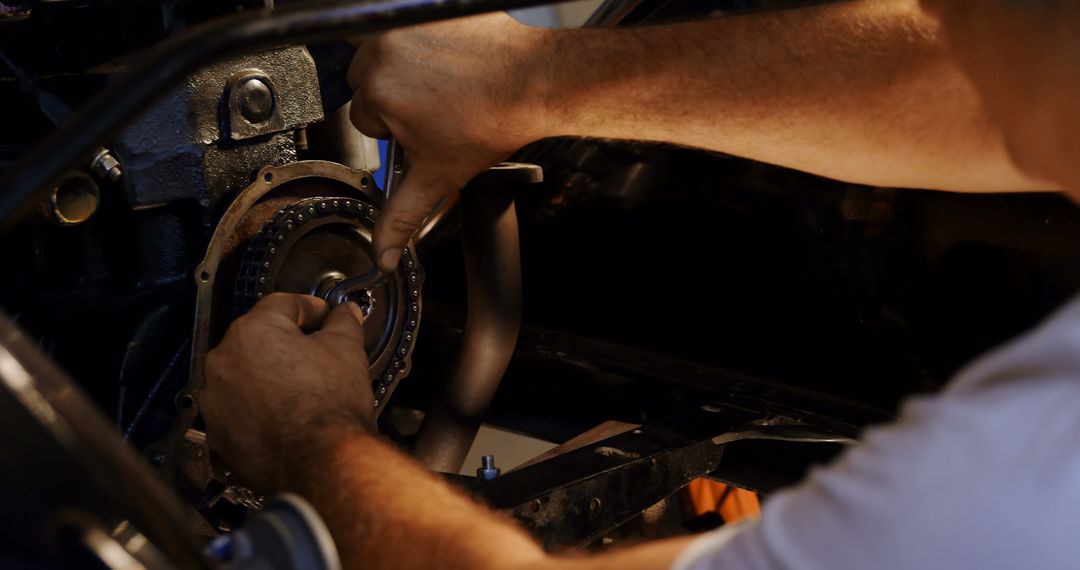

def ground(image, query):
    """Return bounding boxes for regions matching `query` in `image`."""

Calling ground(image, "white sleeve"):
[671,520,755,570]
[670,294,1080,570]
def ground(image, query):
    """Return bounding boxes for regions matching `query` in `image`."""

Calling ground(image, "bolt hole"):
[529,499,542,514]
[199,270,210,282]
[180,394,195,409]
[51,174,100,225]
[590,498,602,512]
[263,172,274,183]
[360,176,369,186]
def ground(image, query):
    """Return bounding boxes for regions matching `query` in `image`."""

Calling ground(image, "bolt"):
[476,455,501,481]
[346,289,375,317]
[90,149,122,181]
[237,77,274,124]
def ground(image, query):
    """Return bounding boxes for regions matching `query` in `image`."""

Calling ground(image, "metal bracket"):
[470,404,852,551]
[226,70,286,141]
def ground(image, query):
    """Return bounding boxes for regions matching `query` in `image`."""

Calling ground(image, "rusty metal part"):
[233,195,423,401]
[0,0,562,230]
[159,160,421,501]
[412,163,541,473]
[114,46,323,209]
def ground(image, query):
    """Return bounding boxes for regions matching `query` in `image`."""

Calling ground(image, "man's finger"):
[348,96,392,140]
[318,302,367,344]
[372,164,450,272]
[248,293,331,332]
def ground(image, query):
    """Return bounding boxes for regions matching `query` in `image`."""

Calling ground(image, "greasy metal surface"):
[474,405,849,551]
[226,71,288,141]
[413,165,540,473]
[0,0,566,229]
[165,160,420,500]
[0,311,211,568]
[114,46,321,208]
[187,47,323,146]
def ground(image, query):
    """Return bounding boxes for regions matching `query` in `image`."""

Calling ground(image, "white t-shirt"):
[674,293,1080,570]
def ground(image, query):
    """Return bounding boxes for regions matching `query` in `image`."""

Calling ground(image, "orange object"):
[685,479,761,523]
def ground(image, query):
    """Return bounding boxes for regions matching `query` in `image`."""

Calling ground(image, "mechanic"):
[200,0,1080,568]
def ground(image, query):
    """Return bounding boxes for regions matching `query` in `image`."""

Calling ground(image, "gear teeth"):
[233,196,424,412]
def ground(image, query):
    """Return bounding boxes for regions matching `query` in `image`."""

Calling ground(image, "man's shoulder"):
[946,292,1080,395]
[673,293,1080,570]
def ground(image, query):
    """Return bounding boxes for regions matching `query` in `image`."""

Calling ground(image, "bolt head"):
[91,151,122,181]
[237,77,275,124]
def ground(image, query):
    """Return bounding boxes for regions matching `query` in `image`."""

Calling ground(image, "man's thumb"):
[373,167,448,272]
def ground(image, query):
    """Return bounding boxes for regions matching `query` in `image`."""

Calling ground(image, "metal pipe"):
[0,0,563,230]
[413,180,525,473]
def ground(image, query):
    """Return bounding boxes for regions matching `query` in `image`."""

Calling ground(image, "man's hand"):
[199,299,689,570]
[347,13,556,271]
[921,0,1080,191]
[201,293,372,491]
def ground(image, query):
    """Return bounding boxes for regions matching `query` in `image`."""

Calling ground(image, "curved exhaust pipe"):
[412,163,540,473]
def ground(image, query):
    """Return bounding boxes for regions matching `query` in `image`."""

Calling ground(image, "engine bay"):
[3,0,1080,566]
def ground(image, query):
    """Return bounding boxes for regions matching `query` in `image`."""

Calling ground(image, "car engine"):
[3,0,1080,566]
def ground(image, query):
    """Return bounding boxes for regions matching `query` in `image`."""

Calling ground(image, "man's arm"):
[347,0,1057,271]
[200,293,694,570]
[290,424,694,570]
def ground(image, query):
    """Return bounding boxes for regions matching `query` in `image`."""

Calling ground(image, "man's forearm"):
[283,425,543,570]
[284,426,693,570]
[528,0,1053,191]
